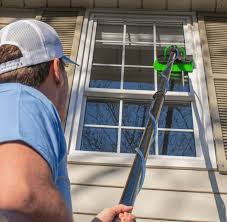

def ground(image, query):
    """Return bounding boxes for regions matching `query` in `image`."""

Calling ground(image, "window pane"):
[158,75,190,92]
[159,103,193,129]
[124,67,155,90]
[93,43,122,64]
[158,131,196,156]
[96,24,123,42]
[156,25,184,43]
[122,101,150,127]
[90,66,121,89]
[125,45,154,66]
[84,100,119,125]
[81,127,117,152]
[126,25,153,43]
[121,129,155,154]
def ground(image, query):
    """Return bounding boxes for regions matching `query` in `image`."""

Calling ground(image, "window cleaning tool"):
[113,45,194,222]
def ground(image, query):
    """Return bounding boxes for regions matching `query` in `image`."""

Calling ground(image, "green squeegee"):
[154,45,195,78]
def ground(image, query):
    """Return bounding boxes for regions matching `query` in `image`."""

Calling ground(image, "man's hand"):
[94,204,135,222]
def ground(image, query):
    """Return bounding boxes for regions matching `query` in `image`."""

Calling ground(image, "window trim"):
[65,10,217,170]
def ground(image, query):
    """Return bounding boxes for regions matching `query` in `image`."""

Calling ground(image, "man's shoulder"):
[0,83,60,122]
[0,83,53,108]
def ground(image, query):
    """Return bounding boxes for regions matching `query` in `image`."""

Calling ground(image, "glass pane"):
[81,127,117,152]
[158,74,190,92]
[158,131,196,156]
[156,25,184,43]
[121,129,155,154]
[96,24,123,42]
[93,43,122,64]
[126,25,153,43]
[90,66,121,89]
[122,101,150,127]
[84,100,119,125]
[159,103,193,129]
[124,67,155,90]
[125,45,154,66]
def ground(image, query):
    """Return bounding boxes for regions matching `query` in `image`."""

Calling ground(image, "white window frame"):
[65,10,217,170]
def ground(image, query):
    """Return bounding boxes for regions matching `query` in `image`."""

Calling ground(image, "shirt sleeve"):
[0,85,65,182]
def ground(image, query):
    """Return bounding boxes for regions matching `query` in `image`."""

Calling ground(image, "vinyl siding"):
[68,164,227,221]
[0,0,226,12]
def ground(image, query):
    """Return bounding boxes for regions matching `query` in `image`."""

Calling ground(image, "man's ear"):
[52,58,63,85]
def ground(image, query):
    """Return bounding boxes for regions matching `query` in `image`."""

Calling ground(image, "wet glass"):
[157,73,190,92]
[96,24,123,42]
[124,67,155,90]
[156,25,184,43]
[93,43,122,64]
[125,45,154,66]
[90,66,121,89]
[126,25,153,43]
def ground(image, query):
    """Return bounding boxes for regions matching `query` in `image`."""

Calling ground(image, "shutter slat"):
[41,11,78,57]
[206,18,227,81]
[200,15,227,173]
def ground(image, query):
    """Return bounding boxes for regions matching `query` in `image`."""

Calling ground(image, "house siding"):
[0,0,226,12]
[68,164,227,221]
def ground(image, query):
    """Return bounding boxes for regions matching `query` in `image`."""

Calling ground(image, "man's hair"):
[0,44,51,87]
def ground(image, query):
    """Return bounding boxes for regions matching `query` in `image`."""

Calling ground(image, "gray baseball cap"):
[0,19,79,75]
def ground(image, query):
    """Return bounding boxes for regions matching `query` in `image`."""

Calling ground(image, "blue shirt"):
[0,83,72,212]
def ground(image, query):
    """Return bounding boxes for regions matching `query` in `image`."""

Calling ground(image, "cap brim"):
[62,55,79,66]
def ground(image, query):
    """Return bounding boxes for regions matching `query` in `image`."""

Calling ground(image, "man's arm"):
[0,142,72,222]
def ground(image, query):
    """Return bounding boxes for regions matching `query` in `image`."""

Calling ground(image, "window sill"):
[68,151,217,170]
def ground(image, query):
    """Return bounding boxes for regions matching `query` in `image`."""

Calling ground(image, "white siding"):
[70,184,225,221]
[68,164,227,193]
[68,163,227,221]
[24,0,46,8]
[1,0,227,12]
[167,0,191,11]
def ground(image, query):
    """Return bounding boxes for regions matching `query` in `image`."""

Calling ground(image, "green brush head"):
[154,46,195,78]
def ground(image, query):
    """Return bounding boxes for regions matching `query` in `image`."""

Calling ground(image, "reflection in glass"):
[156,26,184,43]
[159,103,193,129]
[126,25,153,43]
[158,131,196,156]
[122,101,150,127]
[124,67,155,90]
[90,66,121,89]
[81,127,117,152]
[125,45,154,66]
[121,129,155,154]
[93,43,122,64]
[96,24,123,42]
[84,100,119,125]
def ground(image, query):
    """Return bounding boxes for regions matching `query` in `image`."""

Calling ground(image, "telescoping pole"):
[113,46,178,222]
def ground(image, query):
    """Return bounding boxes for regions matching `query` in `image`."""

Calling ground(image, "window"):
[66,11,216,169]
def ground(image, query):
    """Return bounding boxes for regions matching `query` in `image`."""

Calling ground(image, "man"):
[0,20,135,222]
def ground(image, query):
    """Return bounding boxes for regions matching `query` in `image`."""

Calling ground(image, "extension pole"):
[113,47,177,222]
